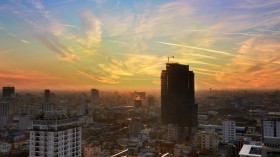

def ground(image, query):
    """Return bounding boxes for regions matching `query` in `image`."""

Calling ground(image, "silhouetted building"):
[147,95,154,106]
[42,89,52,112]
[2,87,15,99]
[134,96,142,108]
[130,91,146,100]
[161,63,198,129]
[91,89,99,105]
[0,101,9,129]
[129,117,143,137]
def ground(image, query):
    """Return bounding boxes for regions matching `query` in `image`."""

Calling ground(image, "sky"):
[0,0,280,91]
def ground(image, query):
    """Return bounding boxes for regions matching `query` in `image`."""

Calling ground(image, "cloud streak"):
[77,69,117,84]
[21,39,30,44]
[156,41,233,56]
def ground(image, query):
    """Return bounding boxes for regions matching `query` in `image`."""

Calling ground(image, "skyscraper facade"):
[161,63,198,128]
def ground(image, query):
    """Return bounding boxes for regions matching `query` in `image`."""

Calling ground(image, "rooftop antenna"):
[168,56,174,63]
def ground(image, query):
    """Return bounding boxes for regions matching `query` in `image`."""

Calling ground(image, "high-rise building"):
[128,117,143,137]
[90,89,99,105]
[222,120,236,142]
[261,113,280,157]
[147,95,154,106]
[0,101,9,129]
[2,86,15,99]
[134,96,142,108]
[262,113,280,147]
[161,63,198,128]
[29,112,82,157]
[261,113,280,156]
[78,93,88,115]
[42,89,52,112]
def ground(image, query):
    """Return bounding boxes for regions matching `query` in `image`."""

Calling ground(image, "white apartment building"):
[222,120,236,142]
[29,112,82,157]
[262,113,280,148]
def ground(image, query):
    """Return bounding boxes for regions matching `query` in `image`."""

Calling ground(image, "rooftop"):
[239,144,262,157]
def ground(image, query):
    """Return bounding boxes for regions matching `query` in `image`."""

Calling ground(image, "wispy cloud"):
[1,0,280,89]
[108,40,129,45]
[26,19,78,61]
[94,0,106,5]
[231,0,280,9]
[80,11,102,47]
[62,24,78,28]
[28,0,64,36]
[216,34,280,88]
[179,52,218,60]
[195,71,216,76]
[192,68,220,73]
[77,69,117,84]
[255,29,280,33]
[8,33,17,37]
[199,80,214,87]
[156,41,233,56]
[21,39,30,44]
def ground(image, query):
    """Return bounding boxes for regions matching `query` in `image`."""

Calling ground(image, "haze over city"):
[0,0,279,90]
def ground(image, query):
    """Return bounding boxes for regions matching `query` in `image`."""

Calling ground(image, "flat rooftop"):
[239,144,262,157]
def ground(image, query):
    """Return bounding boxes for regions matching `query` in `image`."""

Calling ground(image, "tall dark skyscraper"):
[2,86,15,99]
[161,63,198,128]
[43,89,52,112]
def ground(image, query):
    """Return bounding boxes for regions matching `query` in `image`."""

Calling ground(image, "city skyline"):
[0,0,280,90]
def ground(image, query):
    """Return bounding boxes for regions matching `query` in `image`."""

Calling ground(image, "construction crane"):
[167,56,174,63]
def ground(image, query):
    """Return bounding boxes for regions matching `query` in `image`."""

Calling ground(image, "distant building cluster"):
[0,62,280,157]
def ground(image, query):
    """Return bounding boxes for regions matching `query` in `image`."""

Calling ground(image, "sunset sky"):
[0,0,280,90]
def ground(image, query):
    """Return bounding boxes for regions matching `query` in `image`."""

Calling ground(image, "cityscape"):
[0,0,280,157]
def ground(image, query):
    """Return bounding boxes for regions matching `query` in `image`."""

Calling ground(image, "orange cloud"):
[216,35,280,89]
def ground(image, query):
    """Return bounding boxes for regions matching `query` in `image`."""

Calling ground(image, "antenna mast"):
[167,56,174,63]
